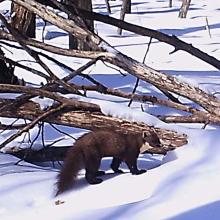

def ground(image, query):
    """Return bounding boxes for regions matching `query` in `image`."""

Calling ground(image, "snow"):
[1,0,220,219]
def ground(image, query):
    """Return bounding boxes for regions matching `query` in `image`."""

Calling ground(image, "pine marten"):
[55,130,162,196]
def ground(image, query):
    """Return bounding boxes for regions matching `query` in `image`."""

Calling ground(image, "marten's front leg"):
[124,150,146,175]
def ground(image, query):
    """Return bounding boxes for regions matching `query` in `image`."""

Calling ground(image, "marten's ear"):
[143,130,157,139]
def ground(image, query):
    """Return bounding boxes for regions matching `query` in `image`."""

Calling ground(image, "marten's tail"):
[55,147,84,196]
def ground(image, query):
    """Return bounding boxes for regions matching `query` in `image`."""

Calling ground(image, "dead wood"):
[8,0,220,117]
[2,0,220,157]
[0,98,187,150]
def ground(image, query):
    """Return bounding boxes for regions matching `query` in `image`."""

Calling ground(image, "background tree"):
[169,0,172,8]
[118,0,131,35]
[179,0,191,18]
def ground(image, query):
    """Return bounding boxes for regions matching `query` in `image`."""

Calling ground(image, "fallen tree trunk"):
[0,99,187,150]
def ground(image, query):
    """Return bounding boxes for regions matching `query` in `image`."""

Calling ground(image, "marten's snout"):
[149,141,163,148]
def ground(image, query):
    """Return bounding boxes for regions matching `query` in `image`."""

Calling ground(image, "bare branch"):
[0,84,101,112]
[79,8,220,70]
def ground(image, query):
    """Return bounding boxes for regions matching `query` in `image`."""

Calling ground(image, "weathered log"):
[0,99,187,149]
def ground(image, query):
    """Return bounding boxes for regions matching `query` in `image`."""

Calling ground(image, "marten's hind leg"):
[85,155,103,184]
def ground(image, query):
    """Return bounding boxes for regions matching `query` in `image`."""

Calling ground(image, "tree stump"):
[65,0,94,50]
[11,3,35,37]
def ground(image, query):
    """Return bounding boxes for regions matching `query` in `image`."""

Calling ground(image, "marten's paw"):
[89,178,103,184]
[132,169,147,175]
[113,169,124,174]
[95,170,105,176]
[86,176,103,185]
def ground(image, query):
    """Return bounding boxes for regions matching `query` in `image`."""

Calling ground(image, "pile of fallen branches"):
[0,0,220,162]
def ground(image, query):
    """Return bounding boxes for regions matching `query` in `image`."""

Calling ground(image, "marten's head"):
[140,130,162,153]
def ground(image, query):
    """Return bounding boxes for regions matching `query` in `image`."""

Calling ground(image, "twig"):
[205,17,212,39]
[128,37,152,107]
[42,19,47,43]
[103,62,126,76]
[64,57,101,81]
[0,53,51,81]
[41,122,46,149]
[0,118,24,132]
[143,37,153,64]
[15,123,43,164]
[49,123,76,140]
[45,137,66,148]
[128,78,139,107]
[105,0,111,13]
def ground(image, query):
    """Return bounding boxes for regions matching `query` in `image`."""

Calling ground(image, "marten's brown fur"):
[55,130,161,196]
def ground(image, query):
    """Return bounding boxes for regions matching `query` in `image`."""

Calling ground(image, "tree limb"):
[79,8,220,70]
